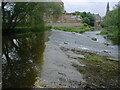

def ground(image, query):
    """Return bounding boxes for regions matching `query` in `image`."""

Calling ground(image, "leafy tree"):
[82,17,90,25]
[87,12,95,26]
[74,11,95,26]
[2,2,35,31]
[80,12,86,18]
[2,2,63,32]
[72,11,81,15]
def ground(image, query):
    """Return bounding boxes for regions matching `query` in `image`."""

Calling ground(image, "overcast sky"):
[62,0,119,17]
[0,0,119,16]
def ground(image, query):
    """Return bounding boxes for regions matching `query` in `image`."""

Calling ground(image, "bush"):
[100,29,109,35]
[83,23,88,27]
[83,17,90,25]
[46,25,52,29]
[31,25,45,32]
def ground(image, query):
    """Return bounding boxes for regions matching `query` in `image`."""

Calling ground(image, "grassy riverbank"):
[53,24,94,34]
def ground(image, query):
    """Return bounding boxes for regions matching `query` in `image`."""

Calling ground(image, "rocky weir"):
[34,29,119,88]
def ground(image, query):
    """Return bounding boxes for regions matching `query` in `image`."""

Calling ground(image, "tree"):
[76,11,95,26]
[101,2,120,44]
[80,12,87,18]
[2,2,64,32]
[2,2,36,31]
[87,12,95,26]
[72,11,81,15]
[82,17,90,25]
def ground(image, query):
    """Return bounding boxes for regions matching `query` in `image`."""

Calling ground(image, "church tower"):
[106,2,110,15]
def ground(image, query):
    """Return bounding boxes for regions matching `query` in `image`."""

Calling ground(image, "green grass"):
[86,56,102,62]
[53,26,92,34]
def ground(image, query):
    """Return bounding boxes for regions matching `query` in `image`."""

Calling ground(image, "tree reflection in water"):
[2,32,48,88]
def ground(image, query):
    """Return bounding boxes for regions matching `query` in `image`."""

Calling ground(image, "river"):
[50,29,118,58]
[2,29,119,88]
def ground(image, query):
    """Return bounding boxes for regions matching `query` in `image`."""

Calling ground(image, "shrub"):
[100,29,109,35]
[47,25,52,29]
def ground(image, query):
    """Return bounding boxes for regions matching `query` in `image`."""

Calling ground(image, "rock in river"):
[107,57,119,62]
[91,37,97,41]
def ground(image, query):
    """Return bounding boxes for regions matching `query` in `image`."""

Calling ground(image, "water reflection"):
[2,31,50,88]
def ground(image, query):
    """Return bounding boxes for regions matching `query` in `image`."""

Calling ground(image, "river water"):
[2,31,50,88]
[2,30,119,88]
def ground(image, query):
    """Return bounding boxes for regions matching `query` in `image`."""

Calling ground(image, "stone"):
[64,42,68,44]
[91,37,97,41]
[66,53,85,59]
[103,42,110,46]
[107,57,119,62]
[103,50,111,53]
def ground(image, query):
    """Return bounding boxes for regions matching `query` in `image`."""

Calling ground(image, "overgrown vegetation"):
[2,2,63,33]
[100,2,120,45]
[53,24,93,33]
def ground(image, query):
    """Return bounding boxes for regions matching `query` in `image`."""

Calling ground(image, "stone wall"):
[46,22,82,27]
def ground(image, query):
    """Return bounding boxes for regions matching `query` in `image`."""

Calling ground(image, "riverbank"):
[53,24,94,34]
